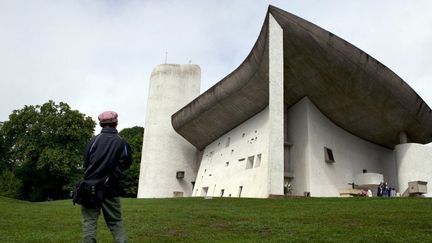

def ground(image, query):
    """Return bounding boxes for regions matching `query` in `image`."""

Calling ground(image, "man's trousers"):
[81,197,127,243]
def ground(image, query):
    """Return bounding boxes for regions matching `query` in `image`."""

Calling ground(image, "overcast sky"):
[1,0,431,136]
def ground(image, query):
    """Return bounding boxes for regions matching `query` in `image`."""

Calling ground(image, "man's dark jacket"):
[83,127,133,197]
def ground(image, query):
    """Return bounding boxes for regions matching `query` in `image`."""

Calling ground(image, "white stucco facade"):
[192,108,270,198]
[137,64,200,198]
[191,97,404,198]
[286,98,396,197]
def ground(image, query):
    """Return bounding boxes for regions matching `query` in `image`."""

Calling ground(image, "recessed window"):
[176,171,185,179]
[225,161,229,167]
[242,133,245,138]
[324,147,335,163]
[226,137,230,147]
[255,154,262,167]
[239,158,245,162]
[202,187,209,196]
[246,156,254,169]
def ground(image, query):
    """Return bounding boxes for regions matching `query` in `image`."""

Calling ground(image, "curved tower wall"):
[395,143,432,197]
[138,64,201,198]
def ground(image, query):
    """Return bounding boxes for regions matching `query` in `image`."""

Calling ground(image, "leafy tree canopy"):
[1,100,96,201]
[119,126,143,197]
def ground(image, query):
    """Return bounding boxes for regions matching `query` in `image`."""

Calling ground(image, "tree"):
[0,170,22,198]
[119,126,144,197]
[0,122,6,171]
[1,101,95,201]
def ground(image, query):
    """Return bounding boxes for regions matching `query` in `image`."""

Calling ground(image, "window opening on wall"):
[231,149,234,155]
[255,154,262,167]
[254,130,257,133]
[201,187,209,197]
[226,137,230,147]
[208,151,214,163]
[176,171,185,179]
[218,142,221,146]
[239,158,245,162]
[238,186,243,197]
[324,147,335,163]
[225,161,229,167]
[242,133,245,138]
[220,189,225,197]
[246,156,254,169]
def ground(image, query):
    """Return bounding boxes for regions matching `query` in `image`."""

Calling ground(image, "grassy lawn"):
[1,196,431,242]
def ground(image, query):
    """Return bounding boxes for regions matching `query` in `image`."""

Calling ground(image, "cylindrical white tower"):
[138,64,201,198]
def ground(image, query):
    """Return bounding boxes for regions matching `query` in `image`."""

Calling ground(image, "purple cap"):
[98,111,118,124]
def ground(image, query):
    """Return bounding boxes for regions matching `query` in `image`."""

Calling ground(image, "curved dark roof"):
[172,5,432,150]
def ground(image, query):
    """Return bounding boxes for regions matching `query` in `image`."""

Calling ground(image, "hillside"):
[1,196,431,242]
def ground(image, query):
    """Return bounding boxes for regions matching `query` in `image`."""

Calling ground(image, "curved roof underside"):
[172,5,432,150]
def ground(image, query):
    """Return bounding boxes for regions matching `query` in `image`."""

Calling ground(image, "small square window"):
[324,147,335,163]
[246,156,254,169]
[176,171,185,179]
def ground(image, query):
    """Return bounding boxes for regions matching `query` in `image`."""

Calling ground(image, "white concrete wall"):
[267,13,285,196]
[285,98,311,196]
[395,143,432,197]
[286,97,396,196]
[138,64,200,198]
[192,108,270,198]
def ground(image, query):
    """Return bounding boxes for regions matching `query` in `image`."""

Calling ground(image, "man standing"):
[81,111,132,243]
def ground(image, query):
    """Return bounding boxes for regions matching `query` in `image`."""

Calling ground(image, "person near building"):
[81,111,133,243]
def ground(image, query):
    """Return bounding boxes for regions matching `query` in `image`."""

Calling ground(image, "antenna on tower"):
[164,51,168,64]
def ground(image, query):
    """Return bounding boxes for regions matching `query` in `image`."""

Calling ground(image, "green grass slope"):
[1,196,431,242]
